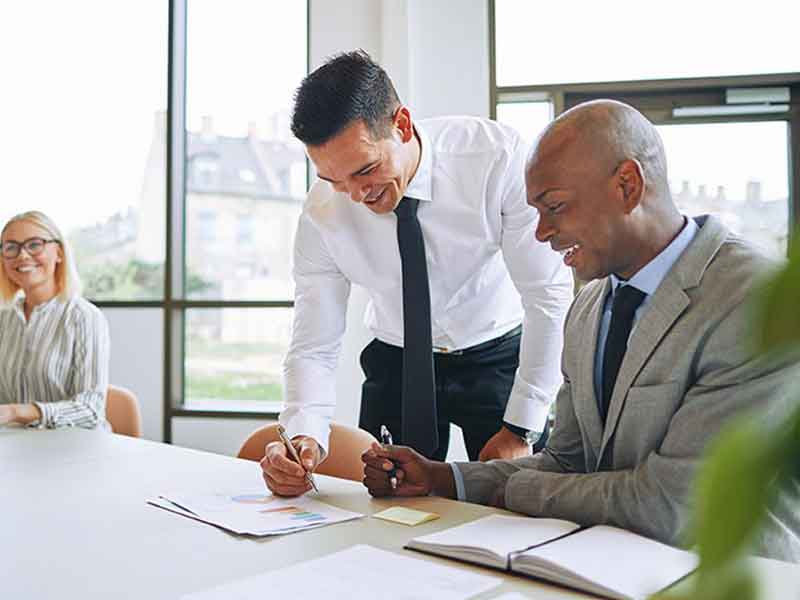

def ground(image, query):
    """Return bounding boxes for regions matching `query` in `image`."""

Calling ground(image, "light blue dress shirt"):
[451,216,698,501]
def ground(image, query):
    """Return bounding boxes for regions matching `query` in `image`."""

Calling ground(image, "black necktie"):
[600,285,646,424]
[395,197,438,455]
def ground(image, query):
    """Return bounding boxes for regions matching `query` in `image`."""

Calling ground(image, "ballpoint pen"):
[276,424,319,493]
[379,425,398,490]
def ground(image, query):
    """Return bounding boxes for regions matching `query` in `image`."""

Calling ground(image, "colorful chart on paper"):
[155,491,362,536]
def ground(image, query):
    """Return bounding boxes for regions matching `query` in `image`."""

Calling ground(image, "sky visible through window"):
[495,0,800,87]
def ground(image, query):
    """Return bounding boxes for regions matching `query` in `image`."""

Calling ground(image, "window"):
[180,0,308,412]
[492,1,800,257]
[494,0,800,87]
[495,100,553,146]
[184,308,292,412]
[2,2,167,300]
[657,121,789,257]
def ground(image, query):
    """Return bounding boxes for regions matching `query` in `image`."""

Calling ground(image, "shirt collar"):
[12,293,61,320]
[403,122,433,202]
[610,216,699,296]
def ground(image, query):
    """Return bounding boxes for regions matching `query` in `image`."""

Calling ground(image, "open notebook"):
[406,515,698,600]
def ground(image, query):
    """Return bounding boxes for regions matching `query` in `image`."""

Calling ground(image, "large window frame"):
[488,1,800,249]
[93,1,309,442]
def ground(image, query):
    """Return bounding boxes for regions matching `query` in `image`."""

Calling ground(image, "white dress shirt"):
[0,295,111,429]
[282,116,574,451]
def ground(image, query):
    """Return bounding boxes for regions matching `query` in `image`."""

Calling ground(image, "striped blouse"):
[0,295,111,430]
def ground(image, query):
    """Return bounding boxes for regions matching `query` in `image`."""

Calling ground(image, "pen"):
[379,425,398,490]
[276,424,319,493]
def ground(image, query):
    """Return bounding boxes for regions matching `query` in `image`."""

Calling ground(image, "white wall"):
[109,0,490,458]
[405,0,490,119]
[103,307,163,442]
[172,417,275,457]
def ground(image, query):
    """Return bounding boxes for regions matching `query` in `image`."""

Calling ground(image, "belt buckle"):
[433,345,463,356]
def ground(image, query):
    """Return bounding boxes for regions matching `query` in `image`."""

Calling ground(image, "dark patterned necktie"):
[395,197,438,455]
[600,285,646,424]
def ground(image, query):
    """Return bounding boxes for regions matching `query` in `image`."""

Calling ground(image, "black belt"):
[433,324,522,356]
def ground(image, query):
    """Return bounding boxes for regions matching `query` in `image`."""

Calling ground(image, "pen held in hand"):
[276,425,319,493]
[379,425,398,490]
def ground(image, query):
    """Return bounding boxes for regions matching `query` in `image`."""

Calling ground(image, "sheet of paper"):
[150,491,363,536]
[181,544,501,600]
[372,506,440,526]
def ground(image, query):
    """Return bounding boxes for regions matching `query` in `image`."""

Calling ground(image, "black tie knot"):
[611,285,645,320]
[394,197,420,221]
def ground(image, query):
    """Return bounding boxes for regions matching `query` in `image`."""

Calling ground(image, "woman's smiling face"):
[1,219,62,296]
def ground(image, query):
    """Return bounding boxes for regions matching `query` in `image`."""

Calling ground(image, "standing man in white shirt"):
[261,50,572,497]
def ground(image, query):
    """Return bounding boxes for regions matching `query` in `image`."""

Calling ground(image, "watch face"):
[525,430,542,445]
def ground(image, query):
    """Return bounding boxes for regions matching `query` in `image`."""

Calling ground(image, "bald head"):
[531,100,670,203]
[527,100,685,281]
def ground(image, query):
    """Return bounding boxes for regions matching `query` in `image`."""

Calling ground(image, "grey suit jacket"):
[457,215,800,561]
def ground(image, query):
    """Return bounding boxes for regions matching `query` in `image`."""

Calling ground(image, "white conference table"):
[2,428,798,600]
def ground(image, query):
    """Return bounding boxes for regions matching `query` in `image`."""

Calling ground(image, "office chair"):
[106,385,142,438]
[237,422,378,482]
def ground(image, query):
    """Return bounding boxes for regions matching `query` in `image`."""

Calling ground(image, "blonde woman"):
[0,211,110,429]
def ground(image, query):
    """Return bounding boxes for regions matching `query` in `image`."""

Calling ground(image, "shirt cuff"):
[32,402,49,428]
[279,412,331,456]
[502,374,552,433]
[450,463,467,502]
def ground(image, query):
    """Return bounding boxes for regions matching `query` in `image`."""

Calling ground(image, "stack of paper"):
[181,544,501,600]
[148,491,363,536]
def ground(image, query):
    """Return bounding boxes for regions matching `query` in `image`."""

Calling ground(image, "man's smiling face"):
[307,110,418,216]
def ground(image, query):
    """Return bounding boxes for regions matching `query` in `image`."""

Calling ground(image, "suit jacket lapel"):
[597,215,729,464]
[599,278,690,457]
[578,279,609,456]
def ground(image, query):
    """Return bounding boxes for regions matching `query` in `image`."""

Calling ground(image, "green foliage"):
[654,566,759,600]
[692,421,777,570]
[752,238,800,355]
[660,231,800,600]
[81,259,163,300]
[185,373,282,403]
[80,259,212,301]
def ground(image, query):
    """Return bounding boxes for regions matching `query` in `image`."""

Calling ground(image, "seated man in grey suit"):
[362,99,800,562]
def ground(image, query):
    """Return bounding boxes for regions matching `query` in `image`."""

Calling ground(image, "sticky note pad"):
[372,507,440,526]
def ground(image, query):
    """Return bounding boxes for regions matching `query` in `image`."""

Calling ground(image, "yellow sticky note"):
[372,507,440,526]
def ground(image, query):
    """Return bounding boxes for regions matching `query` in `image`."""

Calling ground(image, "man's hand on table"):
[361,442,457,499]
[478,426,531,461]
[260,435,321,497]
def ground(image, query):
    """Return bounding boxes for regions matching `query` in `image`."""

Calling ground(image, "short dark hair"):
[291,50,401,146]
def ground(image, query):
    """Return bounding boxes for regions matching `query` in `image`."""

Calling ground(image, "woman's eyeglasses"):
[1,237,61,259]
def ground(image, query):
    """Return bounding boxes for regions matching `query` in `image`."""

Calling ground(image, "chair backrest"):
[106,385,142,438]
[237,422,378,482]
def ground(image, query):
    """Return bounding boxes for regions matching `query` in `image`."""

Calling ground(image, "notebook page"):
[514,525,697,600]
[181,544,502,600]
[409,514,580,561]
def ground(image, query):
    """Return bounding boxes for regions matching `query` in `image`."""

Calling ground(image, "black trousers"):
[359,330,548,461]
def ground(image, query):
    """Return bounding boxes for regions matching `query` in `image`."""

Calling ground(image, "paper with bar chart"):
[148,491,363,536]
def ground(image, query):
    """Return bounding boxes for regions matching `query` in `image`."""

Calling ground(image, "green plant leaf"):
[652,566,758,600]
[691,420,779,571]
[752,228,800,354]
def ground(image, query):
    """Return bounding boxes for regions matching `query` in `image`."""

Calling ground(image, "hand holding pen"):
[379,425,398,490]
[274,425,319,493]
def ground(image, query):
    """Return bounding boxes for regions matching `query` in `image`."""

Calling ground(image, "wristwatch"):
[503,420,542,446]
